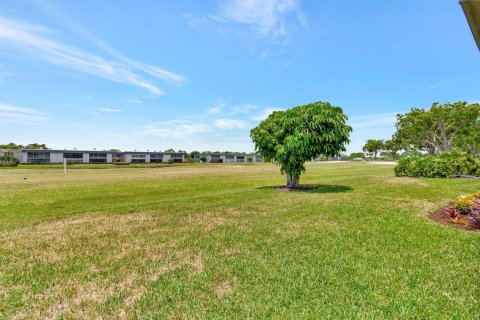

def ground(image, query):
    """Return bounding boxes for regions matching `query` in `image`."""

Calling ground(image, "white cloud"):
[138,120,212,138]
[214,118,247,129]
[253,108,283,121]
[231,103,258,114]
[218,0,304,38]
[0,104,48,124]
[0,16,185,95]
[428,81,448,89]
[208,107,221,114]
[124,98,143,104]
[348,112,399,130]
[96,107,122,113]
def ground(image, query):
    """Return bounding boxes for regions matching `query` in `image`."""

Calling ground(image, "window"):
[63,152,83,159]
[131,154,146,163]
[89,153,107,163]
[150,153,163,163]
[27,151,50,164]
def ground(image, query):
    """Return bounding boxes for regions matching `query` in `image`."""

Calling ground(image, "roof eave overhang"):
[460,0,480,51]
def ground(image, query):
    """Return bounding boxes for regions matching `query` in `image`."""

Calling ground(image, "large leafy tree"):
[384,139,401,160]
[453,118,480,157]
[250,101,351,188]
[394,102,480,155]
[362,140,384,160]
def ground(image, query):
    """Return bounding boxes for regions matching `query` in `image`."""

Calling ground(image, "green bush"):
[0,156,19,166]
[394,151,480,178]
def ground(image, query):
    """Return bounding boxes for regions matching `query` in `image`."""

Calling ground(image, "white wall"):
[162,154,171,163]
[50,152,64,164]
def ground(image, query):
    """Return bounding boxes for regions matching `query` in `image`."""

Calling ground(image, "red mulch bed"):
[429,205,480,233]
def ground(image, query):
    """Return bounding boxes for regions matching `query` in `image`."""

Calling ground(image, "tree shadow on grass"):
[256,184,353,194]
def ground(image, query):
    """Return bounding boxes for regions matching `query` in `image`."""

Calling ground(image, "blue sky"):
[0,0,479,153]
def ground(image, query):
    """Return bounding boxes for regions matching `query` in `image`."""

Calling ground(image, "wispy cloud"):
[208,100,259,115]
[32,0,186,87]
[208,107,222,114]
[188,0,306,57]
[217,0,305,38]
[0,16,184,95]
[96,107,122,113]
[231,103,258,114]
[124,98,143,104]
[0,104,48,124]
[428,81,448,89]
[214,118,247,129]
[252,108,283,121]
[138,120,212,138]
[348,112,399,130]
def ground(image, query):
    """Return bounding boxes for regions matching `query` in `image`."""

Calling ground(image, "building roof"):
[460,0,480,51]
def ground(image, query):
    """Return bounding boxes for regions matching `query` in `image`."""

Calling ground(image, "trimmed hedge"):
[394,151,480,178]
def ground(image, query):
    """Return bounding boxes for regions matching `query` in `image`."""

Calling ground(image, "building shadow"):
[256,184,353,194]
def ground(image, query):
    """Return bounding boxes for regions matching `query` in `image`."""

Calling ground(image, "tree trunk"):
[286,173,300,188]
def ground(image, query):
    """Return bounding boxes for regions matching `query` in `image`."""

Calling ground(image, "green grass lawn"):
[0,162,479,319]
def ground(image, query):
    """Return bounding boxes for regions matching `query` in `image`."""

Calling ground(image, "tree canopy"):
[0,143,48,150]
[362,140,384,160]
[394,102,480,156]
[250,101,351,188]
[0,143,24,150]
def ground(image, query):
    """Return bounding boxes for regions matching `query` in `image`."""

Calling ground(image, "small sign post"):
[63,158,67,174]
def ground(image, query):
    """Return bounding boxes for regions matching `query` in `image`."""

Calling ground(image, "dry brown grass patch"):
[0,211,215,319]
[216,275,238,299]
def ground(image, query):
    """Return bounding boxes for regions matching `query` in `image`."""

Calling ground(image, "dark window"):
[89,159,106,163]
[89,153,107,158]
[27,152,50,164]
[63,152,83,159]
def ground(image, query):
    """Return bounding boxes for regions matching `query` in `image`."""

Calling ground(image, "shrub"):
[394,151,480,178]
[0,156,19,166]
[451,195,476,214]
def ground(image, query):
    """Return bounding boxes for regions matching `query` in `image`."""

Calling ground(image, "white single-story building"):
[1,149,186,164]
[194,153,264,163]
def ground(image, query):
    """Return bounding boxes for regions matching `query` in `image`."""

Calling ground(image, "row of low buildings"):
[0,149,265,164]
[193,153,263,163]
[0,149,186,164]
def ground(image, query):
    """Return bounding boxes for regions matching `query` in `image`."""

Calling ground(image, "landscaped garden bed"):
[430,192,480,232]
